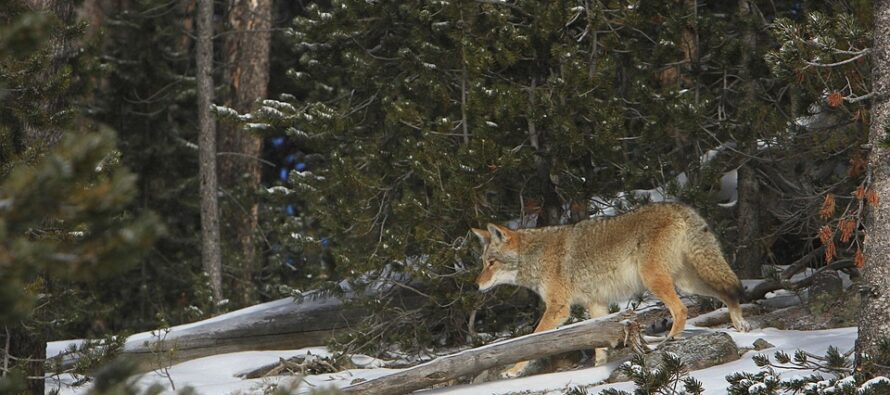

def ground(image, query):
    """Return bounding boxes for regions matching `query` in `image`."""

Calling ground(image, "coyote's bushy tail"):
[684,215,746,303]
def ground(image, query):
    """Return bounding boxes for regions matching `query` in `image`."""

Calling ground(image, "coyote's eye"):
[486,259,495,266]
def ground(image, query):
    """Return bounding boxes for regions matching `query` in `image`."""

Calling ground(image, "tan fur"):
[471,203,750,377]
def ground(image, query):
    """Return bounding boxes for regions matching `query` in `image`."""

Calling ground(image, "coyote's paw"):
[734,319,752,333]
[668,332,684,340]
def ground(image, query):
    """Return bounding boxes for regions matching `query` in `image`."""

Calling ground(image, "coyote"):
[471,203,750,377]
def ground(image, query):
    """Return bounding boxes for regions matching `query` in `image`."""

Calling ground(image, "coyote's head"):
[471,224,520,291]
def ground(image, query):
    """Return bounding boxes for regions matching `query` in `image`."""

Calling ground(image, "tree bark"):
[735,0,763,279]
[219,0,272,305]
[527,78,561,226]
[197,0,224,304]
[737,164,762,278]
[856,0,890,378]
[341,312,640,395]
[5,322,47,394]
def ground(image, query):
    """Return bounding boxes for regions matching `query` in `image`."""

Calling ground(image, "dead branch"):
[747,259,855,301]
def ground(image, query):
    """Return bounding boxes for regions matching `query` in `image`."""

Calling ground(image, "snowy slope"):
[48,325,857,395]
[46,297,305,361]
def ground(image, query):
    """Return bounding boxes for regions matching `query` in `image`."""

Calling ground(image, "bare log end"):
[620,317,645,354]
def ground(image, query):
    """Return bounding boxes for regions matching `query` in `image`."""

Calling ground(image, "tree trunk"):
[737,164,762,278]
[527,78,561,226]
[219,0,272,305]
[856,0,890,378]
[5,322,47,394]
[342,312,640,395]
[735,0,763,279]
[679,0,698,87]
[196,0,224,304]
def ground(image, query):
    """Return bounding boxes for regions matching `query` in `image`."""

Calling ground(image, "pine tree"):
[218,0,273,305]
[0,3,162,392]
[755,0,885,378]
[230,0,876,359]
[857,0,890,379]
[249,0,770,352]
[197,0,224,305]
[92,0,219,328]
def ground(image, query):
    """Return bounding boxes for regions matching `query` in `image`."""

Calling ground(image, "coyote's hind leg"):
[640,263,688,338]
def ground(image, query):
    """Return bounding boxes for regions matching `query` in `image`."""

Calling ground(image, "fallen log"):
[51,288,424,371]
[341,311,641,395]
[686,303,762,327]
[746,259,855,301]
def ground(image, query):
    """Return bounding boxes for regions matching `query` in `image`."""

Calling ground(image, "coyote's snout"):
[471,203,750,378]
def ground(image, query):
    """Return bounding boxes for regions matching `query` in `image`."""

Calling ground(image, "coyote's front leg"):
[501,302,570,378]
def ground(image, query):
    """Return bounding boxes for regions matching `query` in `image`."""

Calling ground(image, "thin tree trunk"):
[856,0,890,378]
[735,0,763,279]
[197,0,223,304]
[178,0,196,54]
[6,322,47,394]
[459,6,470,145]
[219,0,272,305]
[527,78,561,226]
[737,164,761,278]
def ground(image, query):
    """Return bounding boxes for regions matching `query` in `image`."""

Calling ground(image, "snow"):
[747,382,768,393]
[258,105,286,119]
[418,327,856,395]
[587,139,753,217]
[716,168,739,207]
[265,186,294,195]
[589,187,674,217]
[48,322,860,395]
[245,122,272,131]
[45,295,347,369]
[46,348,383,395]
[286,126,310,139]
[261,100,296,113]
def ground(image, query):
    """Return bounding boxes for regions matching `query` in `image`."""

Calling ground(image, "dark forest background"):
[1,0,885,393]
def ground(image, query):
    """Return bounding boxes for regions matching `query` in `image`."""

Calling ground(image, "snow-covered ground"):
[428,327,855,395]
[47,323,857,395]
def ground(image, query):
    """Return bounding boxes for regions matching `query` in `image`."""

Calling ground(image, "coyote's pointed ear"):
[471,228,490,245]
[486,223,512,244]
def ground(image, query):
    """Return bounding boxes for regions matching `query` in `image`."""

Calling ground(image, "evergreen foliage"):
[763,1,874,269]
[587,347,890,395]
[259,0,636,352]
[0,2,162,391]
[0,1,76,168]
[0,129,162,321]
[597,353,704,395]
[244,0,834,354]
[89,0,219,329]
[726,347,890,395]
[0,0,163,323]
[1,0,886,391]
